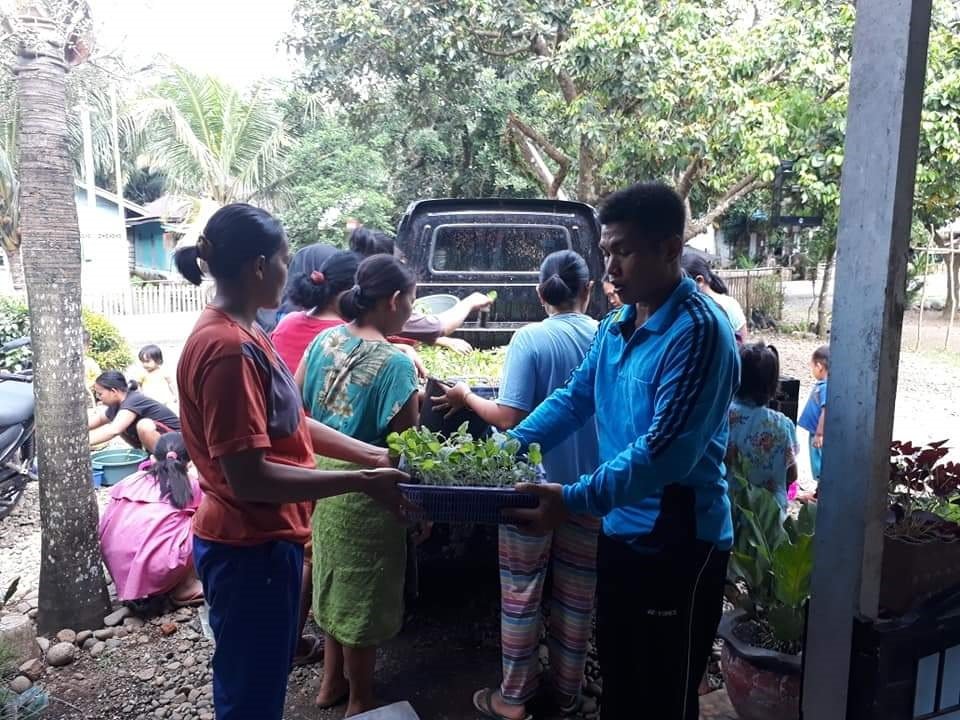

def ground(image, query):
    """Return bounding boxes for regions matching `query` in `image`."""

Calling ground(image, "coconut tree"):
[0,110,23,291]
[132,65,291,206]
[4,0,110,633]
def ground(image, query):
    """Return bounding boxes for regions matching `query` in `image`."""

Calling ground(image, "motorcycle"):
[0,337,36,520]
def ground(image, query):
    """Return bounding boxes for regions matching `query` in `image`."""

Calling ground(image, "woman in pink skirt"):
[99,432,204,604]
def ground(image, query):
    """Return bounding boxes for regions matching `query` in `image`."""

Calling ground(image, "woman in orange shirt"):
[174,204,410,720]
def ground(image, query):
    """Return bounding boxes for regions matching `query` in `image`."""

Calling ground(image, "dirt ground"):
[4,280,957,719]
[3,498,737,719]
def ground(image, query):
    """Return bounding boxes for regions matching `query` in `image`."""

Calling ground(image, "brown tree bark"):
[15,5,109,634]
[505,113,571,199]
[816,249,836,339]
[685,173,763,241]
[4,244,25,292]
[576,137,597,205]
[943,241,959,319]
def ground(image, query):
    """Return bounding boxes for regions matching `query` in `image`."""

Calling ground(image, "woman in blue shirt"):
[433,251,600,720]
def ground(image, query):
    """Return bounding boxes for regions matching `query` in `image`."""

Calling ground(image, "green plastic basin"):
[91,448,147,487]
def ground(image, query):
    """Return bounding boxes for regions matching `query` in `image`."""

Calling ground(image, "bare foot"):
[345,698,379,717]
[315,678,349,708]
[170,571,204,605]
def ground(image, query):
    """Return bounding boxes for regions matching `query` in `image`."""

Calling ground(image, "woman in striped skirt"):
[432,251,601,720]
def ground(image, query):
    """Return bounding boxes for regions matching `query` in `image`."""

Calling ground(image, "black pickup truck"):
[396,198,607,349]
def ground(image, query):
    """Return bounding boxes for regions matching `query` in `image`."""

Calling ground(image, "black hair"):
[538,250,591,307]
[597,182,686,246]
[288,250,360,312]
[812,344,830,369]
[736,342,781,406]
[340,254,415,321]
[95,370,137,393]
[681,251,729,294]
[138,344,163,364]
[174,204,286,286]
[147,432,195,510]
[348,227,395,258]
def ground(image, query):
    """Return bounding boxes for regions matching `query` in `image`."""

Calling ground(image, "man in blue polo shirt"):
[506,183,739,720]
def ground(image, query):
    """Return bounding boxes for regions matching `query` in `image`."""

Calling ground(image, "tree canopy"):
[289,0,960,242]
[279,115,396,247]
[130,65,291,206]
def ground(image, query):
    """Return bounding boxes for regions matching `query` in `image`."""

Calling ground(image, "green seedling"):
[387,423,541,488]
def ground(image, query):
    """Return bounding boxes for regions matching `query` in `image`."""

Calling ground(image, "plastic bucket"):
[91,448,147,487]
[91,467,104,488]
[413,294,459,315]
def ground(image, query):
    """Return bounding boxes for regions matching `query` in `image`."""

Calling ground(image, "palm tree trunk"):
[4,245,25,293]
[15,9,110,634]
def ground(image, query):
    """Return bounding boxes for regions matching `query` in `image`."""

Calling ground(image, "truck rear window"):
[429,224,571,275]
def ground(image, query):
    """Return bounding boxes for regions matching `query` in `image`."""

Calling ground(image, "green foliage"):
[387,423,541,488]
[81,309,132,372]
[418,346,506,385]
[750,274,785,322]
[279,117,397,247]
[0,685,49,718]
[0,295,31,372]
[124,166,167,206]
[0,640,14,679]
[131,65,290,205]
[288,0,960,261]
[0,296,130,372]
[728,469,817,652]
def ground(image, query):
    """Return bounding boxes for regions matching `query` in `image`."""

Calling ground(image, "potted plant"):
[719,472,816,720]
[880,440,960,614]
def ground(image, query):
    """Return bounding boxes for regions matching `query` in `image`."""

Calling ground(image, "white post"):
[802,0,932,718]
[110,85,126,250]
[78,105,96,210]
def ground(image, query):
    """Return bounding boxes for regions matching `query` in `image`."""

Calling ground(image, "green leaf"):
[528,443,542,466]
[772,534,814,608]
[3,576,20,605]
[767,603,805,646]
[730,550,768,596]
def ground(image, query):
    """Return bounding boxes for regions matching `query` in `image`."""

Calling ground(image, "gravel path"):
[3,307,956,718]
[750,329,960,485]
[2,488,736,719]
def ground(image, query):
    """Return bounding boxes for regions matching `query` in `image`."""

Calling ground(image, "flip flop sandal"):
[292,634,324,668]
[472,688,533,720]
[170,592,205,608]
[556,695,583,717]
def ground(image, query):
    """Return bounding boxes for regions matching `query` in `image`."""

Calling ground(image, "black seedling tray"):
[400,483,540,524]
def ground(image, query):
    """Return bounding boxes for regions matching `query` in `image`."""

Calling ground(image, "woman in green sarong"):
[297,254,419,717]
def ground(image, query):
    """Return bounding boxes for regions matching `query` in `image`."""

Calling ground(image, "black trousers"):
[597,533,729,720]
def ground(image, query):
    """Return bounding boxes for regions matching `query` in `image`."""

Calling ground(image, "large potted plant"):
[719,473,816,720]
[881,440,960,614]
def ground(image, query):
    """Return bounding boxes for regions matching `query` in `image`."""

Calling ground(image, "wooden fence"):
[83,281,215,317]
[716,266,789,321]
